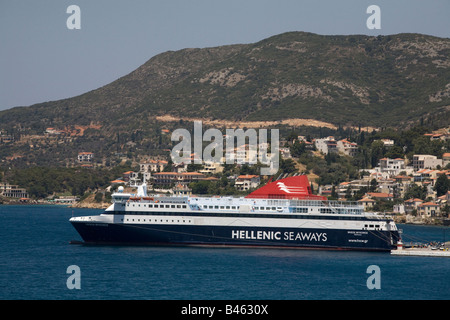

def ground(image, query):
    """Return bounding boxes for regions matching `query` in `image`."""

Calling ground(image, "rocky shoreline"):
[69,193,111,209]
[70,201,111,209]
[393,214,449,226]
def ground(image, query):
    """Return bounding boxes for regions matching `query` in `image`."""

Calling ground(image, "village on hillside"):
[1,127,449,225]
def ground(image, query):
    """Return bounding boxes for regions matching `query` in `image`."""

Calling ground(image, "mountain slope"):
[1,31,449,134]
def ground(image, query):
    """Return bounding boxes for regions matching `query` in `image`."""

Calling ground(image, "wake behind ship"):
[70,176,401,251]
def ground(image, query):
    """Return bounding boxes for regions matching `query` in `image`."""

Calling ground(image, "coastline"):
[0,197,110,210]
[393,214,450,226]
[70,201,110,209]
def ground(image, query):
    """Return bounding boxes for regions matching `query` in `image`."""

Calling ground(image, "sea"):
[1,205,449,301]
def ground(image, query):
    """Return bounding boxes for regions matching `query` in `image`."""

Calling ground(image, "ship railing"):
[285,199,362,208]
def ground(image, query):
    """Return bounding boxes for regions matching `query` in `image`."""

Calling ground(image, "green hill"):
[0,32,449,166]
[2,31,450,130]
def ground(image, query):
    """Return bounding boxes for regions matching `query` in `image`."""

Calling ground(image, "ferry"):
[70,176,401,251]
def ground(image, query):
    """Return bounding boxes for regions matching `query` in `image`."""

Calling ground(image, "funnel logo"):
[276,182,306,194]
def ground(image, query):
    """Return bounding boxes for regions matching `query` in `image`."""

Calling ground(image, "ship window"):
[171,205,175,208]
[214,206,219,209]
[232,206,236,210]
[226,206,230,209]
[182,205,187,209]
[149,205,153,208]
[220,206,224,209]
[209,206,213,209]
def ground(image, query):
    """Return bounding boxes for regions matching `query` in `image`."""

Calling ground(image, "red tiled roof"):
[367,192,393,198]
[419,202,439,207]
[358,198,375,202]
[237,175,259,179]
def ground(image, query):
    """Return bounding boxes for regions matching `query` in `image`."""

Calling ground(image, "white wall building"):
[315,137,338,155]
[412,155,443,170]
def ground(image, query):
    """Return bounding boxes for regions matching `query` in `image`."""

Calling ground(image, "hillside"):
[0,32,449,165]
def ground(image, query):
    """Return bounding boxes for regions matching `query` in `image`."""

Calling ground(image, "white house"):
[315,136,338,155]
[78,152,94,163]
[337,139,358,157]
[412,155,443,170]
[235,175,260,191]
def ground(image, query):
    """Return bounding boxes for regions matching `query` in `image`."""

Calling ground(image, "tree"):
[345,186,352,199]
[331,186,338,199]
[434,174,449,197]
[163,159,173,172]
[404,184,427,200]
[369,178,378,192]
[94,192,103,203]
[290,140,306,157]
[189,181,211,194]
[187,163,203,172]
[370,140,385,168]
[385,145,404,159]
[280,158,296,174]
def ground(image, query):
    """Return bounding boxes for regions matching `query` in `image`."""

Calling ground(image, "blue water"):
[1,205,449,300]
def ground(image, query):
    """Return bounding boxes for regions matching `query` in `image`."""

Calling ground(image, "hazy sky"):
[1,0,449,111]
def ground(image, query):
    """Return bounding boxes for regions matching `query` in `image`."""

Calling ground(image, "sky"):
[1,0,449,111]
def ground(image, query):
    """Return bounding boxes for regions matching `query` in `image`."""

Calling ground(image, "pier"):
[391,241,450,257]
